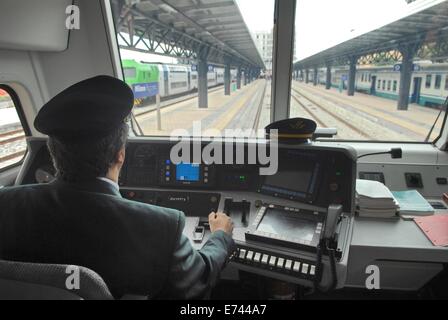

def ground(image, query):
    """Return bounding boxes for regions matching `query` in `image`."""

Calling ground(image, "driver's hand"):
[209,212,234,235]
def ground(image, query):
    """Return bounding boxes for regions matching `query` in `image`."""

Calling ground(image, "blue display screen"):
[176,163,200,182]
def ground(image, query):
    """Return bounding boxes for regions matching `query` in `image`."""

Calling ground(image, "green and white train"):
[122,59,232,105]
[315,63,448,107]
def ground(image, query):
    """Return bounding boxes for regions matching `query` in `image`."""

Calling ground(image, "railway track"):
[291,88,374,139]
[0,129,26,165]
[0,129,25,146]
[294,82,440,139]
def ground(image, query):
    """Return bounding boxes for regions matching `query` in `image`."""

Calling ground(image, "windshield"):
[110,0,448,142]
[292,0,448,142]
[111,0,274,138]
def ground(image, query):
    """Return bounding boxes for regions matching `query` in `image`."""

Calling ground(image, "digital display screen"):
[261,150,319,200]
[257,208,317,242]
[176,163,200,182]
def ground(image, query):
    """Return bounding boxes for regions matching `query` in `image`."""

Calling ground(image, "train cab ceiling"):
[0,0,448,304]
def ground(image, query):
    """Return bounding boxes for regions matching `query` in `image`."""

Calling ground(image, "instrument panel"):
[120,141,356,214]
[19,138,357,289]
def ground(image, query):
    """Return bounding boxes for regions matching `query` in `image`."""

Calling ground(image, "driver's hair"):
[47,122,129,182]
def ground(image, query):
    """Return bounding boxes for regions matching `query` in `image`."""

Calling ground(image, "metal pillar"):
[270,0,296,122]
[305,69,309,84]
[224,62,231,96]
[299,69,303,81]
[244,70,248,86]
[198,58,208,108]
[313,67,318,86]
[237,66,242,90]
[347,56,358,96]
[325,63,332,90]
[398,44,419,110]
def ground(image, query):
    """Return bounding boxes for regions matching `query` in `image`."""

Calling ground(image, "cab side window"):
[0,87,27,170]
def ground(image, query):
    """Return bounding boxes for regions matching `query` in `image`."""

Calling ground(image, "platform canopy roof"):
[114,0,265,69]
[295,0,448,68]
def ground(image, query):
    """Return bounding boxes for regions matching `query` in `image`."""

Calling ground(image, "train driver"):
[0,75,236,299]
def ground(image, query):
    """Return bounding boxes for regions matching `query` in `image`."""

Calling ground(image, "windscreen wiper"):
[425,96,447,143]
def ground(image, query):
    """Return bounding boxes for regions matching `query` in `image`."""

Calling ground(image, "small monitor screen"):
[257,208,317,242]
[261,150,319,200]
[176,163,200,182]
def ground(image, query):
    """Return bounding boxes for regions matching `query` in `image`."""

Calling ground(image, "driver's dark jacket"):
[0,179,235,299]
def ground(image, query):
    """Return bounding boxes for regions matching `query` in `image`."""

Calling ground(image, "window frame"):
[425,74,432,88]
[435,74,442,90]
[0,84,30,172]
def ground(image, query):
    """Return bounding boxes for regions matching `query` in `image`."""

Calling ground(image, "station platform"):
[135,80,268,136]
[292,81,444,141]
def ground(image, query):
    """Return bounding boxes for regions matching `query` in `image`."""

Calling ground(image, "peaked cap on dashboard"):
[265,117,317,142]
[34,75,134,140]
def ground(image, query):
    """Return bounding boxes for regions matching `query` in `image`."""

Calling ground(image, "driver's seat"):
[0,259,113,300]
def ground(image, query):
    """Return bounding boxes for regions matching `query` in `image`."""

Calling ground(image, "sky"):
[236,0,445,61]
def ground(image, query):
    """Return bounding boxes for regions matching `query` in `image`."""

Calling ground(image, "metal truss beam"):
[115,3,260,68]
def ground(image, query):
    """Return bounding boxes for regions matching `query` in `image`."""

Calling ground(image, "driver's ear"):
[117,147,126,165]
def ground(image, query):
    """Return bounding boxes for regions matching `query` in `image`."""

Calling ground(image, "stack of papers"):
[356,179,399,218]
[392,190,434,218]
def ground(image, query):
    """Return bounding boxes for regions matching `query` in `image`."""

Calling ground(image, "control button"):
[261,254,269,265]
[310,265,316,276]
[165,177,170,182]
[277,258,284,268]
[292,261,301,273]
[254,252,261,263]
[269,256,277,267]
[204,178,209,183]
[246,251,254,261]
[302,263,309,274]
[285,260,293,270]
[238,249,247,260]
[204,172,209,177]
[204,167,209,172]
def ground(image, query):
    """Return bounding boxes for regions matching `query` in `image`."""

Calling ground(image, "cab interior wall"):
[0,0,115,133]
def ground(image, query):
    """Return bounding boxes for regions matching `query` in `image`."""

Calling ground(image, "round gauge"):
[35,165,56,184]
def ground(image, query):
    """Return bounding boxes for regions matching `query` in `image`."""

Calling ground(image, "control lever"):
[223,198,233,215]
[323,204,343,240]
[241,199,248,226]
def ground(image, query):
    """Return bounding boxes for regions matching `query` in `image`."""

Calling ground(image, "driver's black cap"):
[34,75,134,140]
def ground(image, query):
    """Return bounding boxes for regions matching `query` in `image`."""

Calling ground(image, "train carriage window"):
[292,0,447,142]
[0,87,27,170]
[426,75,432,88]
[435,75,441,90]
[124,67,136,79]
[110,0,274,137]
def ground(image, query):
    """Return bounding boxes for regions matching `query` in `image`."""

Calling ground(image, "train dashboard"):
[16,137,448,293]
